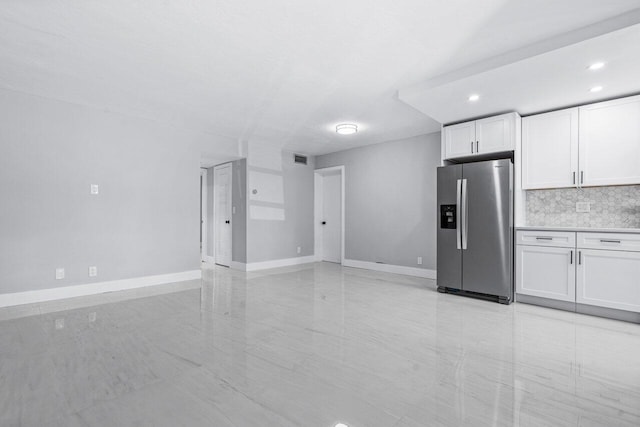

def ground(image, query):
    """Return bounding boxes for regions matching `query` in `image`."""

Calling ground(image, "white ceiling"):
[1,1,640,159]
[399,18,640,124]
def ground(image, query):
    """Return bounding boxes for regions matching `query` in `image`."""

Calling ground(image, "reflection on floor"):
[1,262,639,426]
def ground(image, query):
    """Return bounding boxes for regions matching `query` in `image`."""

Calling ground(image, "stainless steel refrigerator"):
[436,159,513,304]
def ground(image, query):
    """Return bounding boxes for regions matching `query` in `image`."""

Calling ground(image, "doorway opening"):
[314,166,345,264]
[200,168,207,263]
[213,163,233,267]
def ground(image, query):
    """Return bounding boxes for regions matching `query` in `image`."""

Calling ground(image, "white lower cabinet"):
[576,249,640,312]
[516,230,640,316]
[516,245,575,302]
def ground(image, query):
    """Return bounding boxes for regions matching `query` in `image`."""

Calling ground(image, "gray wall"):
[247,151,314,263]
[0,88,201,294]
[315,133,441,270]
[232,159,247,263]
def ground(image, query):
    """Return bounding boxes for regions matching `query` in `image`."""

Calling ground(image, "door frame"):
[213,162,233,266]
[314,166,345,264]
[200,168,208,263]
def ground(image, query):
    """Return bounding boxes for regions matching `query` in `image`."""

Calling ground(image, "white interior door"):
[321,173,341,263]
[214,164,232,266]
[200,169,207,262]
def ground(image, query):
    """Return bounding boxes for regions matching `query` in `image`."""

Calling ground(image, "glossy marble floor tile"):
[1,262,639,426]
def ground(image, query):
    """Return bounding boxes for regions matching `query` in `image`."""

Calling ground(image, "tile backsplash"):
[526,185,640,228]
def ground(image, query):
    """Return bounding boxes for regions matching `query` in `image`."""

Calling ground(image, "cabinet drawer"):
[577,232,640,252]
[516,230,575,248]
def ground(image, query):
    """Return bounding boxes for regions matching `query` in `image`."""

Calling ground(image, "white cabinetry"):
[516,231,575,302]
[576,233,640,313]
[521,94,640,189]
[522,108,578,189]
[579,96,640,187]
[443,121,475,158]
[476,114,515,154]
[442,112,519,160]
[517,229,640,316]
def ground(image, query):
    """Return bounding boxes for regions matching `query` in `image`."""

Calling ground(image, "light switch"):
[88,266,98,277]
[417,257,423,265]
[90,184,99,195]
[55,268,65,280]
[232,206,236,214]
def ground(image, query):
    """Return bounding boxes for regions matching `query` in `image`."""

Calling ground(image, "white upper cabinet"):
[443,121,475,158]
[442,112,519,160]
[521,94,640,189]
[522,108,579,189]
[579,95,640,187]
[475,113,515,154]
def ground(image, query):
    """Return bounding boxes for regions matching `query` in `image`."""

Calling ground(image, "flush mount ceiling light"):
[590,86,603,93]
[588,62,605,71]
[468,94,480,102]
[336,123,358,135]
[335,424,349,427]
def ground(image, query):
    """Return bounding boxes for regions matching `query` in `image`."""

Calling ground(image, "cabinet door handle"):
[573,172,576,185]
[476,141,479,152]
[570,250,573,265]
[471,141,474,153]
[581,171,584,185]
[578,251,582,265]
[600,239,621,244]
[535,237,553,240]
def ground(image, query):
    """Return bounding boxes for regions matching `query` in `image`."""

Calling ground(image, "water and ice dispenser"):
[440,205,456,229]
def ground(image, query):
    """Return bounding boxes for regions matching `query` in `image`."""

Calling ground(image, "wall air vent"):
[294,154,308,165]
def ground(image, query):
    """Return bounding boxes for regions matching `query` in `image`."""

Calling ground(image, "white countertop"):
[517,225,640,234]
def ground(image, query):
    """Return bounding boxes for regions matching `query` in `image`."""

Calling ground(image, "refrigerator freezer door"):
[437,164,463,290]
[461,159,513,299]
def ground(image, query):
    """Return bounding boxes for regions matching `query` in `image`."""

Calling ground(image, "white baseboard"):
[230,256,315,272]
[0,270,202,308]
[229,261,247,271]
[343,259,437,279]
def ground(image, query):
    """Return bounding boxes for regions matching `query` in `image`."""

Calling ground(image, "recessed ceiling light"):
[468,94,480,102]
[588,62,605,71]
[335,424,349,427]
[336,123,358,135]
[590,86,603,93]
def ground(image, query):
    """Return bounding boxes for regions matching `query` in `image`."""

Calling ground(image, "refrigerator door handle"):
[456,179,462,250]
[461,178,468,250]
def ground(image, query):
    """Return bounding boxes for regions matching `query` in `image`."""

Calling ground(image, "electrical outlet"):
[417,257,423,265]
[90,184,99,195]
[55,318,65,330]
[55,268,65,280]
[297,246,301,254]
[576,202,591,213]
[88,266,98,277]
